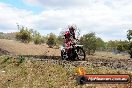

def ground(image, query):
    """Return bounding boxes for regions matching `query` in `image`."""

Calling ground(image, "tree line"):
[15,26,63,48]
[0,25,131,58]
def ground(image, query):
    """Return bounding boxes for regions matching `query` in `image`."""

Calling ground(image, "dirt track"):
[23,55,132,72]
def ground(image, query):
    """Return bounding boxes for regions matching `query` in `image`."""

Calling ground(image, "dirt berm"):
[0,39,60,56]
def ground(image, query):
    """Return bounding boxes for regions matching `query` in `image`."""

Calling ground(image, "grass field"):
[0,56,131,88]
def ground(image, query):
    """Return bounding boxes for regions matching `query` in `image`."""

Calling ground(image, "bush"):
[96,37,105,51]
[33,32,42,44]
[116,44,123,53]
[40,36,45,44]
[34,36,42,44]
[16,55,25,66]
[16,27,32,43]
[47,33,56,48]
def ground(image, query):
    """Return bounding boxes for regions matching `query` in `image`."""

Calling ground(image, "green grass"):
[0,55,131,88]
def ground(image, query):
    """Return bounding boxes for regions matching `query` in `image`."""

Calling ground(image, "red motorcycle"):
[61,39,86,61]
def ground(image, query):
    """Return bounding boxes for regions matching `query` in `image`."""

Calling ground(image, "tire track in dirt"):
[86,58,132,71]
[24,55,132,71]
[0,48,10,55]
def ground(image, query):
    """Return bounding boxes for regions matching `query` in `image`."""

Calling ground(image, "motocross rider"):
[64,26,76,57]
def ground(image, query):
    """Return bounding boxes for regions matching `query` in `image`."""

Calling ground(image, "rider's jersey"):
[63,28,76,49]
[70,31,75,39]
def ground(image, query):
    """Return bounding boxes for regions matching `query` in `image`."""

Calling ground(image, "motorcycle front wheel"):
[76,47,86,61]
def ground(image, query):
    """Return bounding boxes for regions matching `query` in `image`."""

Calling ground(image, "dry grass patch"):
[0,56,131,88]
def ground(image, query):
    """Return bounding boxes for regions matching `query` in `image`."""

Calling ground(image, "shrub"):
[33,32,42,44]
[15,27,32,43]
[116,44,123,53]
[40,36,45,44]
[17,55,25,65]
[47,33,56,48]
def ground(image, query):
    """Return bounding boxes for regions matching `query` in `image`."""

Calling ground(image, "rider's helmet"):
[64,31,70,38]
[69,26,75,32]
[68,26,76,39]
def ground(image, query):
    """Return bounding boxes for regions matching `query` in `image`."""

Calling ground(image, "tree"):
[96,37,105,50]
[106,40,129,53]
[47,33,57,48]
[15,27,32,43]
[80,32,97,55]
[107,40,117,51]
[118,40,129,51]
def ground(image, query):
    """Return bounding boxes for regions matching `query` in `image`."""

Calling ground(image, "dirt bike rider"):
[64,26,76,57]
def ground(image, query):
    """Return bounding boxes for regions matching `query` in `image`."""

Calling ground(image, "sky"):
[0,0,132,41]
